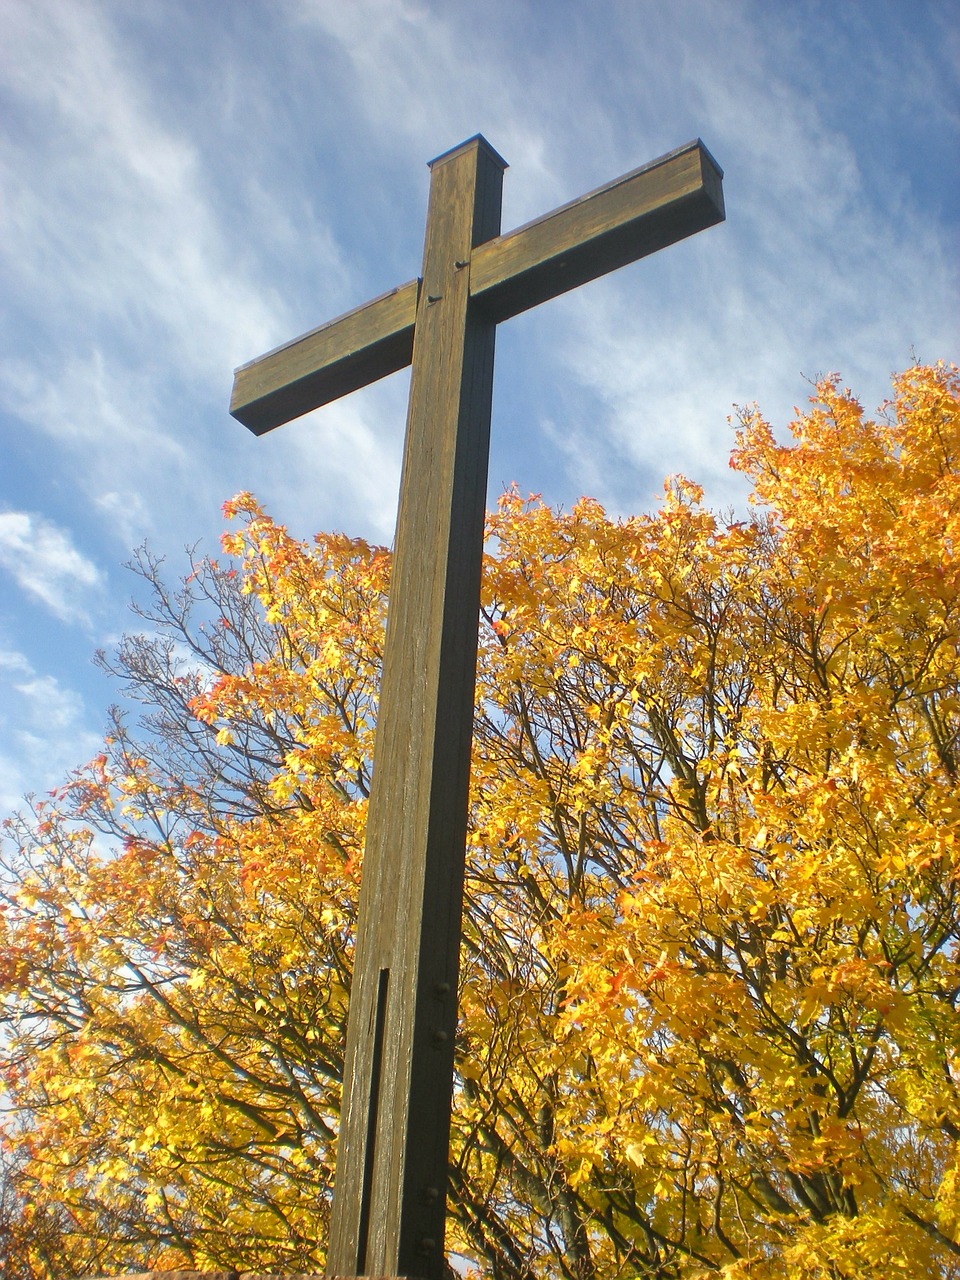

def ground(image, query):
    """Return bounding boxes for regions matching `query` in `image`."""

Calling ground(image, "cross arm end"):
[230,279,420,436]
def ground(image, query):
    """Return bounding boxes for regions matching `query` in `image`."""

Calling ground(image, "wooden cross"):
[230,135,724,1280]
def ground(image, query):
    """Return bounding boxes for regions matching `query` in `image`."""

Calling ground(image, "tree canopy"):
[2,362,959,1278]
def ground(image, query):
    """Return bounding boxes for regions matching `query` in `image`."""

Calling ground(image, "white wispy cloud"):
[294,0,565,219]
[0,511,103,624]
[511,1,960,514]
[1,0,286,378]
[290,0,956,525]
[0,0,431,559]
[0,0,314,547]
[0,648,32,676]
[0,647,101,814]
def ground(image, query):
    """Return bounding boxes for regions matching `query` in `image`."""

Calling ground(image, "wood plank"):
[469,139,724,323]
[226,135,725,1280]
[229,142,723,437]
[326,135,505,1280]
[230,279,419,435]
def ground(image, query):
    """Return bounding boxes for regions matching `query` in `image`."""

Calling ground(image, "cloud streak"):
[0,646,101,813]
[0,511,103,625]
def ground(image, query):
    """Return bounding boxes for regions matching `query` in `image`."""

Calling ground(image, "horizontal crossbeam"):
[231,279,419,437]
[230,139,723,436]
[470,138,723,321]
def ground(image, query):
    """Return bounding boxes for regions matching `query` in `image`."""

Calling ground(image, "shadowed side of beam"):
[470,139,724,323]
[230,279,420,435]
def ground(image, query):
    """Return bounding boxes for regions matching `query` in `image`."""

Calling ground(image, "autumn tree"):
[2,363,959,1278]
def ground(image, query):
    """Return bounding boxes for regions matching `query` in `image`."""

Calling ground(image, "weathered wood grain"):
[229,140,722,437]
[469,139,723,322]
[325,135,505,1280]
[225,134,723,1280]
[230,279,418,435]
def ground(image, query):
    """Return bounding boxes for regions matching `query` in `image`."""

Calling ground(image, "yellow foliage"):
[2,364,960,1277]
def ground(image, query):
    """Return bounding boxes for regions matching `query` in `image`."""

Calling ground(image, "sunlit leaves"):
[2,364,959,1277]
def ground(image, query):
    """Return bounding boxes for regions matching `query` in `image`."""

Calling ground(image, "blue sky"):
[1,0,957,812]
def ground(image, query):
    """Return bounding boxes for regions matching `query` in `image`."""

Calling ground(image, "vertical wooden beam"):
[326,135,506,1280]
